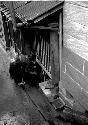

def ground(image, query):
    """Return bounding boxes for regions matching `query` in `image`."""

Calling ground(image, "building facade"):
[2,1,88,114]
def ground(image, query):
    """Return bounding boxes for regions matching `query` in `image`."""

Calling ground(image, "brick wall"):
[61,1,88,112]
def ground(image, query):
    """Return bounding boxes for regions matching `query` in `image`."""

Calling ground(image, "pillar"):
[50,30,60,85]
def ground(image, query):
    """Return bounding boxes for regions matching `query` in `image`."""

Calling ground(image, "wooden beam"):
[24,85,58,124]
[59,10,63,82]
[30,26,58,31]
[50,31,60,85]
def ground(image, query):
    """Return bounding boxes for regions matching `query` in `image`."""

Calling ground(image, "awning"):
[2,1,64,24]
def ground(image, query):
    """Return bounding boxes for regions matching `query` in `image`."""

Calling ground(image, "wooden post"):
[59,10,63,82]
[50,30,60,86]
[50,9,63,88]
[7,1,16,31]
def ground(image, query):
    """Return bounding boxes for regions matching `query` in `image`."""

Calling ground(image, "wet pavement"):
[1,78,86,125]
[0,77,48,125]
[0,76,71,125]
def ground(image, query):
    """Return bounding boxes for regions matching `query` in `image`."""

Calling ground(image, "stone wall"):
[61,1,88,112]
[0,11,6,49]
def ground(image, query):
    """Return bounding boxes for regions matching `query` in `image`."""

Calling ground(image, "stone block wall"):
[61,1,88,112]
[0,11,6,49]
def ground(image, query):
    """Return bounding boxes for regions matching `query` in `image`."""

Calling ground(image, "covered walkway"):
[1,1,88,125]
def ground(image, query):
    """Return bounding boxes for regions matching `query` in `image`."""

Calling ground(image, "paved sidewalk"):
[0,80,48,125]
